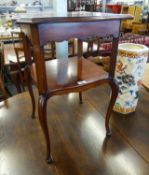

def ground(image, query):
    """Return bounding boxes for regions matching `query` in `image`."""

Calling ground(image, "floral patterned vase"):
[113,43,149,114]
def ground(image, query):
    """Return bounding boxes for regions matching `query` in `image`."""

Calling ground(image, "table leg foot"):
[106,129,112,137]
[46,155,53,164]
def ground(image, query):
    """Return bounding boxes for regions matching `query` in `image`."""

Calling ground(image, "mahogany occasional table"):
[17,12,132,163]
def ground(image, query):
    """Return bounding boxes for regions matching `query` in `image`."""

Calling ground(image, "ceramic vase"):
[113,43,149,114]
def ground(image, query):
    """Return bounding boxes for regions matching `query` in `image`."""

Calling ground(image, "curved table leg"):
[105,79,118,136]
[24,69,35,118]
[38,94,53,164]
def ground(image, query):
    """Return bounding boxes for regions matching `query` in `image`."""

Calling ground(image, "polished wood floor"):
[0,85,149,175]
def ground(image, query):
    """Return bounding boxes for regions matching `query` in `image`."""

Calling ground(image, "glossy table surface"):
[0,86,149,175]
[30,57,108,91]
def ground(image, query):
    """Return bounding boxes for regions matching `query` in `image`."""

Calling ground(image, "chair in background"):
[82,37,111,71]
[137,13,149,35]
[131,12,149,35]
[44,39,76,59]
[10,33,35,117]
[134,6,142,23]
[11,32,52,94]
[121,5,136,32]
[121,5,142,32]
[11,31,57,62]
[1,36,35,116]
[0,42,8,100]
[10,32,27,92]
[68,38,75,56]
[0,41,21,100]
[44,41,55,60]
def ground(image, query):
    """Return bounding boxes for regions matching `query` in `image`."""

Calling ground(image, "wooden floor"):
[0,85,149,175]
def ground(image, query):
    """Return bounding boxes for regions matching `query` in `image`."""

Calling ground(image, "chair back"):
[86,37,101,57]
[11,31,23,49]
[12,32,34,65]
[0,42,4,75]
[0,41,8,99]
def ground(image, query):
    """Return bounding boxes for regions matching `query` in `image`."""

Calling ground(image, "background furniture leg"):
[0,75,8,100]
[10,72,22,93]
[24,69,35,118]
[79,92,83,104]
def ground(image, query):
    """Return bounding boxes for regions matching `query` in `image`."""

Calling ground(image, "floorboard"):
[0,86,149,175]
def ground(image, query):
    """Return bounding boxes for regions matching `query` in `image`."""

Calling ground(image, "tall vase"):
[114,43,149,114]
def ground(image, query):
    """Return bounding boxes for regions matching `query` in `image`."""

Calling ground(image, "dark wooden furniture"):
[2,42,33,99]
[17,12,132,163]
[11,32,26,80]
[0,42,8,100]
[0,42,20,99]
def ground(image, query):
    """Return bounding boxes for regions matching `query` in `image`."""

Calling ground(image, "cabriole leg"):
[38,94,53,163]
[105,79,118,136]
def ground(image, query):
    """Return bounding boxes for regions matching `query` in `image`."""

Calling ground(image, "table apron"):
[37,20,120,46]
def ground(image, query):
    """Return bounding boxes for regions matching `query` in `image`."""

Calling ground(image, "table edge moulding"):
[17,12,132,24]
[17,12,132,163]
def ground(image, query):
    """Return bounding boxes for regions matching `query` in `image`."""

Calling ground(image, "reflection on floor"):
[0,85,149,175]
